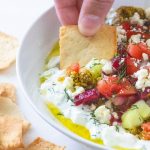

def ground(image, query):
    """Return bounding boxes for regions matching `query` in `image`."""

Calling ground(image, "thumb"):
[78,0,114,36]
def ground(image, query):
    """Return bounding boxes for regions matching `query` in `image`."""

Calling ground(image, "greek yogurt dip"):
[40,6,150,150]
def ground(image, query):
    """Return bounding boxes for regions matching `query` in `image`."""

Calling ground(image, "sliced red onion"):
[74,88,101,106]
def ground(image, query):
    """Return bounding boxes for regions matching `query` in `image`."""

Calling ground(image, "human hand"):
[54,0,114,36]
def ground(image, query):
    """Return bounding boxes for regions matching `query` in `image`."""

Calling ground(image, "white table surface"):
[0,0,85,149]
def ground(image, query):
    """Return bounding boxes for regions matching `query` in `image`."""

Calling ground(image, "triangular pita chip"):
[0,32,19,70]
[59,25,117,69]
[0,97,30,134]
[26,137,65,150]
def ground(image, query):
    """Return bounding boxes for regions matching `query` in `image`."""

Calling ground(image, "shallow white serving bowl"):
[17,1,149,150]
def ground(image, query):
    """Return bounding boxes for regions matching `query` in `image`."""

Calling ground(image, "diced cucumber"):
[90,64,102,79]
[122,109,143,129]
[133,100,150,120]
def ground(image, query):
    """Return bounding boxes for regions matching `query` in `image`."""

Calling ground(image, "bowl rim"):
[16,7,112,150]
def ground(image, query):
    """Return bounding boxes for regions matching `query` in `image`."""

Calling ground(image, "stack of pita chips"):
[0,83,30,149]
[0,33,65,150]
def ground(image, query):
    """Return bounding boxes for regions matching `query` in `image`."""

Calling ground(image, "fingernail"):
[78,15,101,36]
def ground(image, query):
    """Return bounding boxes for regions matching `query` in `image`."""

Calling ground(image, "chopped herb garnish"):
[64,88,73,102]
[90,62,101,68]
[48,87,55,94]
[115,125,120,132]
[114,53,119,57]
[118,61,127,82]
[130,105,139,110]
[90,111,100,125]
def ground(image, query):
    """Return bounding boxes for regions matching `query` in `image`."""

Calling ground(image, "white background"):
[0,0,84,149]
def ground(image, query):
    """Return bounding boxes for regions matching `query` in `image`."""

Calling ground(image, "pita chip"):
[0,83,16,103]
[59,25,117,69]
[26,137,65,150]
[0,97,30,134]
[0,32,19,70]
[0,115,24,150]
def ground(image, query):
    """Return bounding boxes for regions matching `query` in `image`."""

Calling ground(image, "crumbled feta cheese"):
[130,34,141,44]
[134,69,150,91]
[69,86,85,97]
[63,77,74,89]
[100,59,113,74]
[145,7,150,20]
[130,13,144,25]
[135,69,148,79]
[112,112,119,119]
[105,8,118,25]
[112,122,118,126]
[117,26,127,43]
[142,53,149,61]
[94,105,111,124]
[117,26,126,35]
[146,39,150,48]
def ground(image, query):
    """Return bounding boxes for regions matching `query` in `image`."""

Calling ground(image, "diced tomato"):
[142,131,150,140]
[141,122,150,140]
[128,43,143,59]
[97,79,113,98]
[118,85,137,95]
[118,78,137,95]
[122,21,131,31]
[67,63,80,74]
[142,33,150,40]
[142,122,150,132]
[126,57,139,75]
[128,43,150,59]
[97,76,121,98]
[97,77,137,98]
[138,42,150,56]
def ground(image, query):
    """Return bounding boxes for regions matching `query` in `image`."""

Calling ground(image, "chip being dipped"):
[59,25,117,69]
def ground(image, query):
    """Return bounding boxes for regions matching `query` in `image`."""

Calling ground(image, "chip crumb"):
[0,83,16,102]
[26,137,65,150]
[0,32,19,70]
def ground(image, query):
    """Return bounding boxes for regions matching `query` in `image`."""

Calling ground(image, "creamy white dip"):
[40,58,150,150]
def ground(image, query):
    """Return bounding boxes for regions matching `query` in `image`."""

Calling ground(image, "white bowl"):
[17,1,149,150]
[17,7,108,150]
